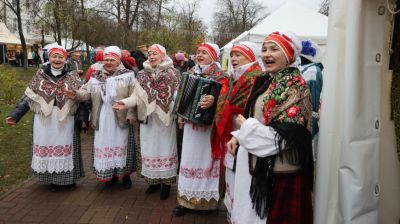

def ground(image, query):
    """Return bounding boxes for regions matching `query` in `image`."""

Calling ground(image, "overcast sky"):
[185,0,324,30]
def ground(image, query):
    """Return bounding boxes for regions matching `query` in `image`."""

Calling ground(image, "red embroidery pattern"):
[91,69,132,82]
[33,144,72,158]
[225,182,234,207]
[29,69,82,109]
[137,68,179,113]
[142,156,178,169]
[94,146,127,159]
[179,166,219,179]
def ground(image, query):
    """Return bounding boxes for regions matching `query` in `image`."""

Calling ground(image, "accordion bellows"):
[174,73,222,126]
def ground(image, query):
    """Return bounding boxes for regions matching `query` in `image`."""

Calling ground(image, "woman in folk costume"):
[173,43,229,216]
[210,41,263,221]
[5,44,85,192]
[113,44,180,200]
[66,46,136,188]
[299,40,324,161]
[226,32,314,224]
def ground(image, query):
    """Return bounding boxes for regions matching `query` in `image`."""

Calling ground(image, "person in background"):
[132,44,148,71]
[174,52,195,74]
[85,50,104,83]
[227,31,314,224]
[299,39,323,161]
[113,44,180,200]
[121,50,138,73]
[210,41,263,222]
[5,44,85,192]
[173,42,228,216]
[43,49,49,63]
[65,46,136,189]
[67,51,84,80]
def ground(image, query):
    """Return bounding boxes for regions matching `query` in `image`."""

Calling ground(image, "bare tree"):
[178,0,205,52]
[212,0,267,47]
[1,0,29,69]
[319,0,329,16]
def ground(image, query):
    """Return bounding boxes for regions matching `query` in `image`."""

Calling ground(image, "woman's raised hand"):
[112,101,126,111]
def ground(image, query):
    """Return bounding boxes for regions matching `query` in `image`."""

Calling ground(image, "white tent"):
[315,0,400,223]
[220,2,328,71]
[0,22,21,45]
[222,2,328,50]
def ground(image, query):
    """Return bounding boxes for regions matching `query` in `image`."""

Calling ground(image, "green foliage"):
[0,65,29,105]
[0,106,32,195]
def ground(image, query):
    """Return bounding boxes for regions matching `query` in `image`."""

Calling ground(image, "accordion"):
[174,73,222,126]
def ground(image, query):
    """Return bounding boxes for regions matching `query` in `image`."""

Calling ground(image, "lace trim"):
[93,146,128,171]
[178,188,220,201]
[31,157,74,173]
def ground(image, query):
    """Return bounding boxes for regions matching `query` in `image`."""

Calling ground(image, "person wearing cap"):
[226,32,314,224]
[299,39,324,161]
[5,44,85,192]
[113,44,180,200]
[210,41,263,221]
[65,46,136,188]
[173,42,228,216]
[67,51,84,79]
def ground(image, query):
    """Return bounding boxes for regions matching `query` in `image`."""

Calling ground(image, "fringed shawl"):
[25,64,82,121]
[210,63,262,161]
[243,67,314,219]
[133,58,180,126]
[86,65,135,100]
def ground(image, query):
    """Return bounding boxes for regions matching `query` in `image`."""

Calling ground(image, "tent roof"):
[0,22,22,45]
[223,1,328,49]
[246,2,328,44]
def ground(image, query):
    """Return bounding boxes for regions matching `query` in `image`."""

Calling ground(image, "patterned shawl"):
[243,67,313,219]
[134,58,180,125]
[210,63,262,160]
[91,67,132,82]
[25,64,82,120]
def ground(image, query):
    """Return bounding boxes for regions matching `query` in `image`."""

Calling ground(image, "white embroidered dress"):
[32,107,74,173]
[88,73,132,173]
[177,63,223,209]
[120,59,179,180]
[178,125,220,206]
[230,92,279,224]
[224,62,256,217]
[30,68,77,174]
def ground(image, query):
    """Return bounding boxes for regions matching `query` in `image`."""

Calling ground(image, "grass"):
[0,65,36,195]
[0,107,33,194]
